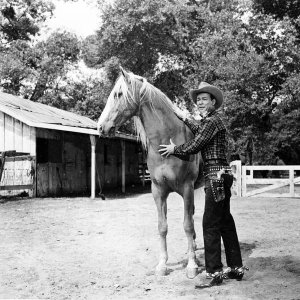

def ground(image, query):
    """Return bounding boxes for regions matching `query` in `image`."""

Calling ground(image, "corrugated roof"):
[0,91,137,141]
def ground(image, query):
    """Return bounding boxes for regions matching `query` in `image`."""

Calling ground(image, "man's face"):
[196,92,216,115]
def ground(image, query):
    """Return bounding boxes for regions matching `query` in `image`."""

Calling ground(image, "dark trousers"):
[203,173,243,273]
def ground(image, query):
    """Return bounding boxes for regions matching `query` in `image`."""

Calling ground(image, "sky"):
[44,0,102,38]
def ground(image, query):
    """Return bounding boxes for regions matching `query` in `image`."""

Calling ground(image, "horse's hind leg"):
[152,182,169,276]
[183,184,198,279]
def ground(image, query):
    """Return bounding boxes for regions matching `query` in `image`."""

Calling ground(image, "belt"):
[204,159,228,166]
[204,165,232,178]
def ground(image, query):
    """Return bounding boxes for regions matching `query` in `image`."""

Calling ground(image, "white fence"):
[230,161,300,198]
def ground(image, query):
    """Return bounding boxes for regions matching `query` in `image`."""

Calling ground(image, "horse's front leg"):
[183,183,198,279]
[152,182,169,276]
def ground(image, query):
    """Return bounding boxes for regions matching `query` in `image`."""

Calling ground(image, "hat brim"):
[190,86,223,109]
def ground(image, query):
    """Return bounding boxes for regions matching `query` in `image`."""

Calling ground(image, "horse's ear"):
[120,66,130,83]
[120,65,125,75]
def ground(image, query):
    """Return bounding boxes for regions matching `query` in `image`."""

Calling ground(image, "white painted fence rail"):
[230,161,300,198]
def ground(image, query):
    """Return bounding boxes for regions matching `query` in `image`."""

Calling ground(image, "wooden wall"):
[36,129,90,197]
[0,112,36,155]
[0,112,36,197]
[96,138,140,191]
[0,111,143,197]
[36,130,141,196]
[0,156,35,197]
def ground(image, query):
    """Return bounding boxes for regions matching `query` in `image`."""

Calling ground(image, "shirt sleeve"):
[182,118,200,135]
[173,118,219,155]
[172,152,191,161]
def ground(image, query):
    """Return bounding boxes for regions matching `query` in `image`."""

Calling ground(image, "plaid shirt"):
[174,111,228,164]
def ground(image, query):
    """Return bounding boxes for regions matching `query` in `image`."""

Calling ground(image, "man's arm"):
[173,119,218,156]
[176,113,200,135]
[182,118,200,135]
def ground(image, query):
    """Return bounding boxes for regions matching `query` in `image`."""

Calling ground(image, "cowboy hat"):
[190,82,223,109]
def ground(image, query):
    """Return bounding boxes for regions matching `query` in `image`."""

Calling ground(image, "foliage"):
[253,0,300,20]
[0,30,81,100]
[28,31,81,102]
[82,0,300,164]
[0,0,108,122]
[63,73,111,121]
[0,0,54,44]
[0,0,299,164]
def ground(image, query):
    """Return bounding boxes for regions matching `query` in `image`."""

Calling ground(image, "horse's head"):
[97,67,144,136]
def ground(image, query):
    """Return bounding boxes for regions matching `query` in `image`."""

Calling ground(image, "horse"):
[97,67,202,278]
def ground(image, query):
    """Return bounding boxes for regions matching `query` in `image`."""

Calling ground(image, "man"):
[158,82,247,288]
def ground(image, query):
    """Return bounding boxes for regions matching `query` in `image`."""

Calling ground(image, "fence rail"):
[230,161,300,198]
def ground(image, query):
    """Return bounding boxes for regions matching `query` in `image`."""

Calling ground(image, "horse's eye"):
[114,91,123,99]
[114,92,122,98]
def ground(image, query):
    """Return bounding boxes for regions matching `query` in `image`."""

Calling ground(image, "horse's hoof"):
[186,267,198,279]
[155,266,168,276]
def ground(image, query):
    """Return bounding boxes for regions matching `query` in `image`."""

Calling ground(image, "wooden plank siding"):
[36,129,90,197]
[0,110,143,198]
[96,138,140,191]
[0,112,4,151]
[0,112,36,197]
[0,155,35,197]
[0,112,36,155]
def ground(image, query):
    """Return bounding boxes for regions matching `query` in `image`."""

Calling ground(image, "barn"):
[0,92,145,198]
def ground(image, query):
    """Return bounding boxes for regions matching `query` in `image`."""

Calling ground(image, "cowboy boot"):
[223,266,249,281]
[195,271,223,289]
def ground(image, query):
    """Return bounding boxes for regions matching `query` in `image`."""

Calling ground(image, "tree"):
[84,0,300,164]
[253,0,300,20]
[0,31,81,100]
[253,0,300,41]
[29,31,81,102]
[83,0,210,94]
[0,0,111,123]
[0,0,54,95]
[0,0,54,44]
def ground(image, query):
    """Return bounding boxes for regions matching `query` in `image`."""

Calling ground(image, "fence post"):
[242,165,247,197]
[230,160,242,197]
[289,167,295,197]
[250,168,253,180]
[90,135,96,199]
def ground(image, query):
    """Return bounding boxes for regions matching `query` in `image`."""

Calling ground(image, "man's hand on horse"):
[159,139,176,157]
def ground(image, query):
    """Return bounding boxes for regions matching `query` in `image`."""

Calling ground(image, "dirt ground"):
[0,188,300,300]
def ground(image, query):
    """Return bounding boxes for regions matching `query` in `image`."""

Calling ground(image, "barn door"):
[36,163,49,196]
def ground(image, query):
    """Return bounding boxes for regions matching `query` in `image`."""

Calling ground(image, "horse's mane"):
[110,72,185,150]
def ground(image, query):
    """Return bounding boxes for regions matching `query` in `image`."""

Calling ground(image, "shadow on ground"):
[0,183,152,203]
